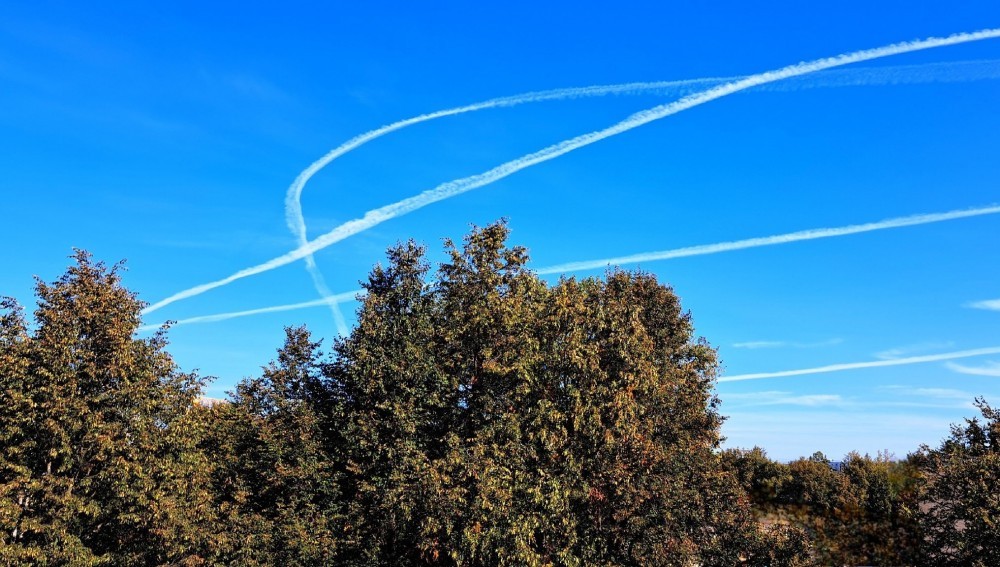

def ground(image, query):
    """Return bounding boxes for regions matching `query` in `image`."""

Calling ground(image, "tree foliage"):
[324,222,796,565]
[5,226,998,565]
[199,326,344,565]
[723,446,924,566]
[0,251,215,565]
[916,397,1000,566]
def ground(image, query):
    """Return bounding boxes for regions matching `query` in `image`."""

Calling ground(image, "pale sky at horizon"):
[2,0,999,460]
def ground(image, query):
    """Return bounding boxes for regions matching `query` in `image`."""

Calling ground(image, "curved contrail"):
[719,346,1000,382]
[288,59,1000,333]
[287,77,732,335]
[143,28,1000,316]
[140,203,1000,330]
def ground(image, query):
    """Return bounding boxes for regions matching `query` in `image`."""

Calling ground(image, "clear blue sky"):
[2,0,999,460]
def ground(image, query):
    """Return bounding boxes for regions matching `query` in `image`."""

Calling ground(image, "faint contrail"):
[143,28,1000,315]
[138,290,360,332]
[758,58,1000,92]
[304,266,350,336]
[145,203,1000,326]
[719,346,1000,382]
[286,59,1000,331]
[537,205,1000,274]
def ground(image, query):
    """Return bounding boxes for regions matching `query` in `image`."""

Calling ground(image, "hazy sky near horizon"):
[2,1,999,460]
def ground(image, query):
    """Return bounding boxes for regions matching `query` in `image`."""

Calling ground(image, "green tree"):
[329,240,462,565]
[916,397,1000,566]
[836,451,921,565]
[201,326,343,565]
[436,224,574,566]
[329,221,805,566]
[0,251,215,565]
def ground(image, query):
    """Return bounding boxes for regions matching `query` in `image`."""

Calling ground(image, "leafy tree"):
[916,397,1000,566]
[0,251,215,565]
[836,451,921,565]
[329,221,805,566]
[724,446,924,566]
[328,241,460,565]
[201,326,343,565]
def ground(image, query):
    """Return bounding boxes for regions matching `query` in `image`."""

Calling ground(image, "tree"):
[916,397,1000,565]
[328,221,804,566]
[723,446,925,565]
[201,326,343,565]
[328,240,462,565]
[0,251,216,565]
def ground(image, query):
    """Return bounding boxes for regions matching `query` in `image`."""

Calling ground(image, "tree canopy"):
[1,225,996,565]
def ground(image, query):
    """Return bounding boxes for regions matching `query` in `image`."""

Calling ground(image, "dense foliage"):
[913,397,1000,566]
[1,225,998,565]
[723,447,924,565]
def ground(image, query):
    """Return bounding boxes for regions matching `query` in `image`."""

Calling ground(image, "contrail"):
[283,76,732,244]
[138,290,360,332]
[304,265,350,336]
[286,59,1000,330]
[144,28,1000,315]
[758,58,1000,92]
[719,346,1000,382]
[536,205,1000,274]
[144,203,1000,326]
[285,77,732,334]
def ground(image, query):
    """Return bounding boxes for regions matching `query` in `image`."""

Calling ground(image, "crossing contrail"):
[536,205,1000,274]
[719,346,1000,382]
[286,58,1000,332]
[285,77,731,335]
[143,28,1000,315]
[144,203,1000,329]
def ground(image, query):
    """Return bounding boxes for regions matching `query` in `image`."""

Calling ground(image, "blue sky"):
[2,1,999,460]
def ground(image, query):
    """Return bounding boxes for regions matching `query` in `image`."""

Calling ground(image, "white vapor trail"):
[143,28,1000,315]
[285,59,1000,333]
[145,203,1000,328]
[138,290,360,332]
[536,205,1000,274]
[719,346,1000,382]
[284,77,730,335]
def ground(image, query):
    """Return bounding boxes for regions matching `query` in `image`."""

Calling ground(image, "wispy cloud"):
[967,298,1000,311]
[882,385,977,400]
[719,346,1000,382]
[733,338,842,349]
[945,361,1000,377]
[732,341,787,349]
[874,341,955,360]
[223,74,290,101]
[723,388,980,410]
[723,391,845,407]
[143,28,1000,316]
